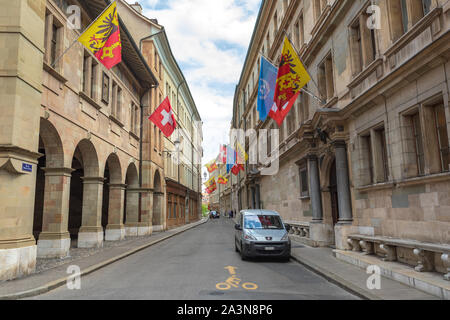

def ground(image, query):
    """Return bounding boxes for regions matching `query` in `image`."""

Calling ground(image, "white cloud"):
[132,0,260,170]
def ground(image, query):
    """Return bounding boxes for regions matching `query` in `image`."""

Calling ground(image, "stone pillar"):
[78,177,104,248]
[37,168,73,258]
[308,155,323,222]
[153,192,165,232]
[0,0,46,281]
[125,188,140,236]
[105,184,126,241]
[334,141,353,223]
[137,190,153,236]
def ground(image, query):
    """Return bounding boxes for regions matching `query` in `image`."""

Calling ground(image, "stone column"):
[37,168,74,258]
[105,184,126,241]
[334,141,353,223]
[125,188,140,236]
[0,0,46,281]
[78,177,104,248]
[308,155,323,222]
[137,190,153,236]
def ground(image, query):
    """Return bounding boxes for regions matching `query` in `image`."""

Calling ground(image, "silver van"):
[235,210,291,261]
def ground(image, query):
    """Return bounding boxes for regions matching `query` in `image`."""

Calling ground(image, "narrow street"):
[30,219,357,300]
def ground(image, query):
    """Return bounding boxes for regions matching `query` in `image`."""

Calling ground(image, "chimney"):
[130,2,143,14]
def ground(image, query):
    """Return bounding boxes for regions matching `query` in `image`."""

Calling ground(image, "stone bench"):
[347,234,450,281]
[284,221,310,238]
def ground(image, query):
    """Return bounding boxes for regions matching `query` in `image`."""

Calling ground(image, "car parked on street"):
[235,210,291,261]
[209,211,220,219]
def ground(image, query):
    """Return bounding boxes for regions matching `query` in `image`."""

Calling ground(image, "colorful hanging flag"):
[231,163,244,176]
[226,145,236,174]
[269,91,300,126]
[78,1,122,70]
[149,97,177,137]
[217,175,228,185]
[235,141,248,164]
[205,177,217,194]
[218,145,227,165]
[205,160,218,173]
[270,37,311,126]
[257,56,278,122]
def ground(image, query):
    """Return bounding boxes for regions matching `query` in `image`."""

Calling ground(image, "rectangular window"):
[351,20,363,75]
[318,54,334,102]
[102,72,110,104]
[434,104,450,172]
[376,127,390,182]
[51,23,58,65]
[364,134,374,184]
[111,82,117,116]
[273,11,278,39]
[117,87,122,120]
[299,166,309,198]
[90,61,98,100]
[411,112,425,176]
[389,0,431,41]
[299,14,305,47]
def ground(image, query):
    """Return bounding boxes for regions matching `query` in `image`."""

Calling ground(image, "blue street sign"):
[22,163,32,173]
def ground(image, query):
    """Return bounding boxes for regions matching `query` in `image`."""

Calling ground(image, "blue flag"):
[226,145,236,174]
[257,56,278,122]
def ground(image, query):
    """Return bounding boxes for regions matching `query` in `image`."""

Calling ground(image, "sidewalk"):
[0,218,208,300]
[289,240,439,300]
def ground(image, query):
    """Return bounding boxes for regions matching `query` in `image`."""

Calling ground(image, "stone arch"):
[102,153,123,237]
[124,162,140,235]
[152,169,163,227]
[38,118,65,168]
[34,118,67,257]
[72,139,100,177]
[68,138,102,248]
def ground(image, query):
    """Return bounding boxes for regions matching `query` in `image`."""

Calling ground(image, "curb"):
[0,218,209,300]
[289,252,380,300]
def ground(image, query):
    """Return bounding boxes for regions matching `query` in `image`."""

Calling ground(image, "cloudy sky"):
[133,0,261,180]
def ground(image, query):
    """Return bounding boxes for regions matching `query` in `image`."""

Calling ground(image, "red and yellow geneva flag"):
[78,1,122,70]
[270,37,310,126]
[205,160,218,173]
[217,175,228,185]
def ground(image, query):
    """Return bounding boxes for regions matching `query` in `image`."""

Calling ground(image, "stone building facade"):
[228,0,450,277]
[0,0,163,281]
[116,1,203,230]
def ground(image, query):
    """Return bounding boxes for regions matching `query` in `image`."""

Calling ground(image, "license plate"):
[265,247,275,251]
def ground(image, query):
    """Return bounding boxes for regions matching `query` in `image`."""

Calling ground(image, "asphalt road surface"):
[31,218,358,300]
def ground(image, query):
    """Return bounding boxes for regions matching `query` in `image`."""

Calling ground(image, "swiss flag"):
[149,97,177,137]
[268,91,300,126]
[219,145,227,164]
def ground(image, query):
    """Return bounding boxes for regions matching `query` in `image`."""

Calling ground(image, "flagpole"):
[50,1,116,69]
[282,29,326,105]
[259,51,277,67]
[51,38,79,69]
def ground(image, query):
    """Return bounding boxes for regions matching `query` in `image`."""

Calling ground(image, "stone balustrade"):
[284,221,310,239]
[347,234,450,281]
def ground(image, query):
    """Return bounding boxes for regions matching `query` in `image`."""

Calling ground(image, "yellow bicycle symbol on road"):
[215,266,258,291]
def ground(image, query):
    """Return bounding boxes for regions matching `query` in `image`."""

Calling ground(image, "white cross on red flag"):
[149,97,177,137]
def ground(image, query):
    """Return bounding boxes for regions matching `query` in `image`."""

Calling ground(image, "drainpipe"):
[138,85,157,222]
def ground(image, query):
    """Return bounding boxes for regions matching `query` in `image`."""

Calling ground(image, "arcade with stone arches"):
[32,118,149,259]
